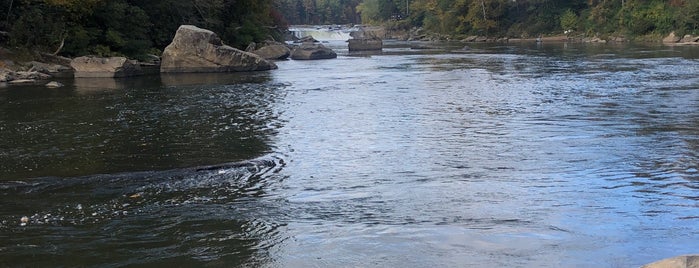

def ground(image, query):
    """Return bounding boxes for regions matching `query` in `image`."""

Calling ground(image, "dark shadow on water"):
[0,157,286,267]
[0,72,284,180]
[160,72,273,87]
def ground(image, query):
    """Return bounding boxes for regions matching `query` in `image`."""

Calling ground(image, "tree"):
[560,9,578,31]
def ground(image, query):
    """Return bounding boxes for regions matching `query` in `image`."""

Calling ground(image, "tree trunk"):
[6,0,13,26]
[53,35,65,56]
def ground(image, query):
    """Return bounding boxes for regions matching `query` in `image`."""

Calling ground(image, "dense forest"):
[0,0,283,60]
[1,0,698,60]
[282,0,699,39]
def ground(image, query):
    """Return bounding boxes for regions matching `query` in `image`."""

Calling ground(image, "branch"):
[53,35,66,56]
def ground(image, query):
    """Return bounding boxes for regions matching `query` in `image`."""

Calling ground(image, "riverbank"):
[381,23,699,46]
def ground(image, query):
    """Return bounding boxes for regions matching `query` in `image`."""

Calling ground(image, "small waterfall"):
[289,25,355,41]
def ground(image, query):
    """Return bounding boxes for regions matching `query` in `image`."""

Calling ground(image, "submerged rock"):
[45,81,64,88]
[160,25,276,73]
[8,79,35,84]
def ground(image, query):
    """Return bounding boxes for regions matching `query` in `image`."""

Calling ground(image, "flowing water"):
[1,41,699,267]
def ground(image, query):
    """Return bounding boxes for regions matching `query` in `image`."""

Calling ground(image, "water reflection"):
[0,73,283,180]
[73,76,161,91]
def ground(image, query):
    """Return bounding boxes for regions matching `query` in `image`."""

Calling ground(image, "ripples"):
[2,43,699,267]
[265,43,699,267]
[0,157,287,266]
[0,79,286,180]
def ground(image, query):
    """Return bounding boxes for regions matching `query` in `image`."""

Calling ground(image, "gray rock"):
[680,35,698,43]
[294,36,319,43]
[245,42,257,52]
[8,79,35,84]
[160,25,276,73]
[29,61,71,74]
[71,56,142,78]
[663,32,681,43]
[348,38,383,51]
[642,255,699,268]
[291,43,337,60]
[349,28,383,51]
[252,42,291,60]
[45,81,64,88]
[15,71,51,80]
[410,43,438,50]
[0,69,14,82]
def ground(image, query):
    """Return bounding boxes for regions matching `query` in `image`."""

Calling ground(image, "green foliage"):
[2,0,694,58]
[9,3,66,51]
[357,0,382,23]
[4,0,285,58]
[277,0,362,25]
[560,9,578,31]
[367,0,690,38]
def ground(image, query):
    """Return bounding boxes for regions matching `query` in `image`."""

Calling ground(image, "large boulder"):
[663,32,681,43]
[71,56,142,78]
[680,34,699,43]
[252,41,291,60]
[348,29,383,51]
[160,25,276,73]
[291,43,337,60]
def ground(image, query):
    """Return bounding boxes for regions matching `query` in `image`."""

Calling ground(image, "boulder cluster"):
[0,58,71,87]
[0,24,347,87]
[663,32,699,45]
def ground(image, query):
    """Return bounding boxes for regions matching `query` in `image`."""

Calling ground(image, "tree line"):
[0,0,283,60]
[1,0,698,60]
[279,0,698,39]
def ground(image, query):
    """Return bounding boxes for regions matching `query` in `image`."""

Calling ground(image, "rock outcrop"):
[663,32,699,45]
[348,29,383,51]
[29,61,72,77]
[0,69,51,84]
[249,41,291,60]
[71,56,143,78]
[294,36,319,43]
[663,32,682,43]
[290,43,337,60]
[160,25,276,73]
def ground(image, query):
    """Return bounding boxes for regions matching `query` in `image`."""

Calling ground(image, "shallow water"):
[1,41,699,267]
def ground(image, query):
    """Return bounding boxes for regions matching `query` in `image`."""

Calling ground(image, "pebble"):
[20,216,29,227]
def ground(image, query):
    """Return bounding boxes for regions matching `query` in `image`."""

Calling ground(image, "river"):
[1,40,698,267]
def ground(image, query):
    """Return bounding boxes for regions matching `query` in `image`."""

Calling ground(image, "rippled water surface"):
[1,42,699,267]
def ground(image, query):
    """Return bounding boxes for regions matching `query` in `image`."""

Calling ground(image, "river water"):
[1,41,699,267]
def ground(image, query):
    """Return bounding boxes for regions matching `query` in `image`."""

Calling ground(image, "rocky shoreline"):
[385,25,699,46]
[0,25,343,87]
[2,26,698,88]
